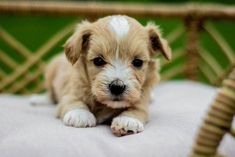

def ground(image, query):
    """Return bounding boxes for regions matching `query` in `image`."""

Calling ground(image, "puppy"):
[32,15,171,136]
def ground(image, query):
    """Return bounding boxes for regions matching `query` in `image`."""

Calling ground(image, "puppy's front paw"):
[63,109,96,128]
[111,116,144,136]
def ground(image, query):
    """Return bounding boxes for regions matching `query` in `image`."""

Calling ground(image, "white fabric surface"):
[0,81,234,157]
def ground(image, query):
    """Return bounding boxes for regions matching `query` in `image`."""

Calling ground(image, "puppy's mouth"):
[112,97,122,101]
[95,95,130,109]
[102,99,131,109]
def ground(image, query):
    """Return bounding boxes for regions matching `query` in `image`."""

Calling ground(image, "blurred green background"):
[0,0,235,93]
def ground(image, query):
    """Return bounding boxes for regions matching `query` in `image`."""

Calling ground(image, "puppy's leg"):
[111,104,148,136]
[57,95,96,128]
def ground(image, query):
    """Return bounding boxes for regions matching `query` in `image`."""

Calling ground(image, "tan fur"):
[45,15,171,136]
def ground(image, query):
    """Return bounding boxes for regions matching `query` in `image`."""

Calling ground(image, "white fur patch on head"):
[63,108,96,128]
[111,116,144,136]
[29,94,53,106]
[109,15,129,39]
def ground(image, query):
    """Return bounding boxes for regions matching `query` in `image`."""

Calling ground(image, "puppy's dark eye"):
[93,57,106,66]
[132,59,143,68]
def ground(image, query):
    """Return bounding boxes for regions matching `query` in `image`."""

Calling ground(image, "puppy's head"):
[64,15,171,108]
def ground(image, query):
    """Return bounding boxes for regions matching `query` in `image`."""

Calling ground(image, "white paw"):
[29,94,53,106]
[63,109,96,128]
[111,116,144,136]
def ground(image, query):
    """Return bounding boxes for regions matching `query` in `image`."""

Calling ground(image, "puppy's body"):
[42,15,171,136]
[46,54,124,123]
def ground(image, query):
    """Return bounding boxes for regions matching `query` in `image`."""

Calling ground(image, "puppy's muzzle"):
[109,79,126,97]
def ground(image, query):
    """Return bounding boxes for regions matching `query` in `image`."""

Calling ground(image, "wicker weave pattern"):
[190,66,235,157]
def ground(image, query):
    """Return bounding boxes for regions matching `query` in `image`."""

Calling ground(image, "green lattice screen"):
[0,2,235,94]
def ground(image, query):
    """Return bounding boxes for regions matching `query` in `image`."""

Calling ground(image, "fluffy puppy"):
[33,15,171,136]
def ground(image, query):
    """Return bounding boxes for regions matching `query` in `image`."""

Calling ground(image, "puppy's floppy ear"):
[146,22,172,60]
[64,21,91,65]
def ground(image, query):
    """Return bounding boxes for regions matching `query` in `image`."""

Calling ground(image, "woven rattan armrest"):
[190,66,235,157]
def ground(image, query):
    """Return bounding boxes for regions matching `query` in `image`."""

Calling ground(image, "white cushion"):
[0,81,234,157]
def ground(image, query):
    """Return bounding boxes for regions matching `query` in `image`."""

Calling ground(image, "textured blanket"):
[0,81,234,157]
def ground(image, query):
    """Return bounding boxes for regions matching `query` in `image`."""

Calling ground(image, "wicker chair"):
[0,2,234,157]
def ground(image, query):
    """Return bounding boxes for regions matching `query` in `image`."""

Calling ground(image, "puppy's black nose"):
[109,79,126,96]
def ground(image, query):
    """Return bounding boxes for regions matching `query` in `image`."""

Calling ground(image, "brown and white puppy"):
[30,15,171,136]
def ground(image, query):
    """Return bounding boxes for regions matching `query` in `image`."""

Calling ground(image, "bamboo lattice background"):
[0,1,235,157]
[0,2,235,94]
